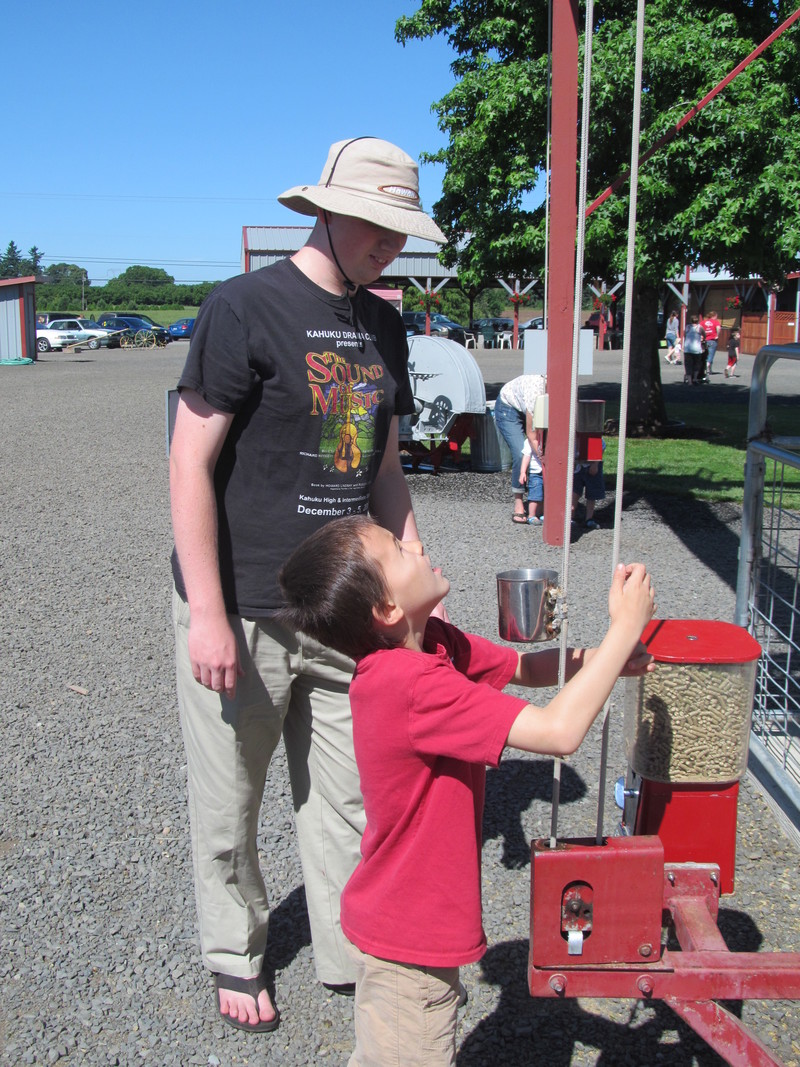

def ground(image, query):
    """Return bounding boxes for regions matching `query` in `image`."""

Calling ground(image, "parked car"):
[586,310,618,331]
[35,323,83,353]
[168,317,195,340]
[470,316,515,347]
[402,311,467,346]
[96,312,165,329]
[45,318,123,349]
[520,316,545,331]
[471,317,514,334]
[38,312,83,324]
[95,315,170,345]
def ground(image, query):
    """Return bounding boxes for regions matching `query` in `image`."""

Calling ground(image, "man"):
[169,137,445,1033]
[701,308,721,376]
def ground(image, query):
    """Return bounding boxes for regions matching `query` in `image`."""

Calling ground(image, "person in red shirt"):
[701,309,721,375]
[279,515,655,1066]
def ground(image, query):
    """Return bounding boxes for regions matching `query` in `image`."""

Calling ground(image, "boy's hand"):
[608,563,656,639]
[620,639,655,676]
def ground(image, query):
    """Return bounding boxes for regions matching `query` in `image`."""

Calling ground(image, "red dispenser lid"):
[642,619,761,664]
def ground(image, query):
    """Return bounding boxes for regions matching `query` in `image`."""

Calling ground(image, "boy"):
[519,433,545,524]
[279,515,655,1066]
[572,443,606,531]
[725,328,741,377]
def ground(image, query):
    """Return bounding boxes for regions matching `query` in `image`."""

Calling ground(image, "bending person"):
[493,374,547,524]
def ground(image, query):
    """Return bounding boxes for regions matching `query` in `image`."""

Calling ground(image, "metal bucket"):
[497,568,560,642]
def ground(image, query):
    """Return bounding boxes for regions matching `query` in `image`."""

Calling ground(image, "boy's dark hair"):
[278,515,398,660]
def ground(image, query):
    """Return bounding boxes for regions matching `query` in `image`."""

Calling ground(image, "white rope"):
[594,0,647,843]
[550,0,595,849]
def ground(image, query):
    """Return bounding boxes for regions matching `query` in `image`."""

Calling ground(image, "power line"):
[0,190,277,205]
[43,255,239,268]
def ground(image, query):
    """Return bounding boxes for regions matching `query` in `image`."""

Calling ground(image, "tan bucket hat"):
[278,137,446,245]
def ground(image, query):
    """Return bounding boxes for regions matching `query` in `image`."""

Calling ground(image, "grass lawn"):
[602,399,800,508]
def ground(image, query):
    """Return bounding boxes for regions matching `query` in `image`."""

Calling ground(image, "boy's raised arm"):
[506,564,655,757]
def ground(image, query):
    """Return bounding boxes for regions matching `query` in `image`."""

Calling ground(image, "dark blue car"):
[168,317,196,340]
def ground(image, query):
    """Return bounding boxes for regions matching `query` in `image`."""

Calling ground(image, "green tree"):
[0,240,23,278]
[115,265,175,287]
[45,262,88,285]
[397,1,800,429]
[36,262,89,313]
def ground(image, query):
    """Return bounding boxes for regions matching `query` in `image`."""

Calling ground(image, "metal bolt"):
[667,872,676,885]
[550,974,567,995]
[637,975,654,997]
[639,943,653,958]
[710,871,718,885]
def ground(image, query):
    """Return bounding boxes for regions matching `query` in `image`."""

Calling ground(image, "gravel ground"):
[1,344,798,1066]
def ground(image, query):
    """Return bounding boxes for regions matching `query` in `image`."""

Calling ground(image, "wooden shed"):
[0,275,37,364]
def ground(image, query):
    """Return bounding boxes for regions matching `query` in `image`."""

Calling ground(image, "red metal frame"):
[634,779,740,894]
[529,838,800,1064]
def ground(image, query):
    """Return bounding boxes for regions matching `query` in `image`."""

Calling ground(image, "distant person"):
[683,315,706,385]
[169,136,446,1033]
[701,309,721,374]
[725,328,741,377]
[665,310,680,352]
[493,374,547,523]
[519,434,545,524]
[278,514,655,1067]
[572,440,606,530]
[665,336,683,365]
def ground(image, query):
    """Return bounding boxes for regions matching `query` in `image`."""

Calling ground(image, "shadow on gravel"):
[619,488,742,597]
[266,885,311,971]
[484,760,587,869]
[458,940,726,1066]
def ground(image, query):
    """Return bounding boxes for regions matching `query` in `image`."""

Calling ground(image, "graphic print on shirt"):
[305,349,385,475]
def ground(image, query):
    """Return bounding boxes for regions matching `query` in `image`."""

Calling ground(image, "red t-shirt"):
[340,618,527,967]
[702,316,719,341]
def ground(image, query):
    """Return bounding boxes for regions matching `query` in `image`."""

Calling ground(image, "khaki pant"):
[174,591,365,983]
[347,942,460,1067]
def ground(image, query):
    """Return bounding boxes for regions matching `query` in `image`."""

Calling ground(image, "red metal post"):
[543,0,579,547]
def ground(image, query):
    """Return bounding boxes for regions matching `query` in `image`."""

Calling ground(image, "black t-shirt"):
[172,258,414,614]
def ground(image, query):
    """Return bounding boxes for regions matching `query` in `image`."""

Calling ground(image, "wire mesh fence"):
[736,344,800,828]
[749,446,800,789]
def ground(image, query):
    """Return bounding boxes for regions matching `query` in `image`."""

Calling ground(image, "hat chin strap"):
[323,212,357,294]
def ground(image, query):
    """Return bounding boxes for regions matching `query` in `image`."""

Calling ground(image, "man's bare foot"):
[214,973,279,1033]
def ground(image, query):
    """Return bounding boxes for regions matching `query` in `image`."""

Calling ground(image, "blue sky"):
[4,0,457,285]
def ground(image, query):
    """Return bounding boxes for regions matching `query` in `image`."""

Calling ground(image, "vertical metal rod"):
[550,0,591,848]
[595,0,646,844]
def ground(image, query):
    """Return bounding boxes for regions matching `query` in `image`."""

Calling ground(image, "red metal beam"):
[671,897,733,954]
[530,949,800,1000]
[666,998,787,1067]
[587,5,800,217]
[543,0,579,546]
